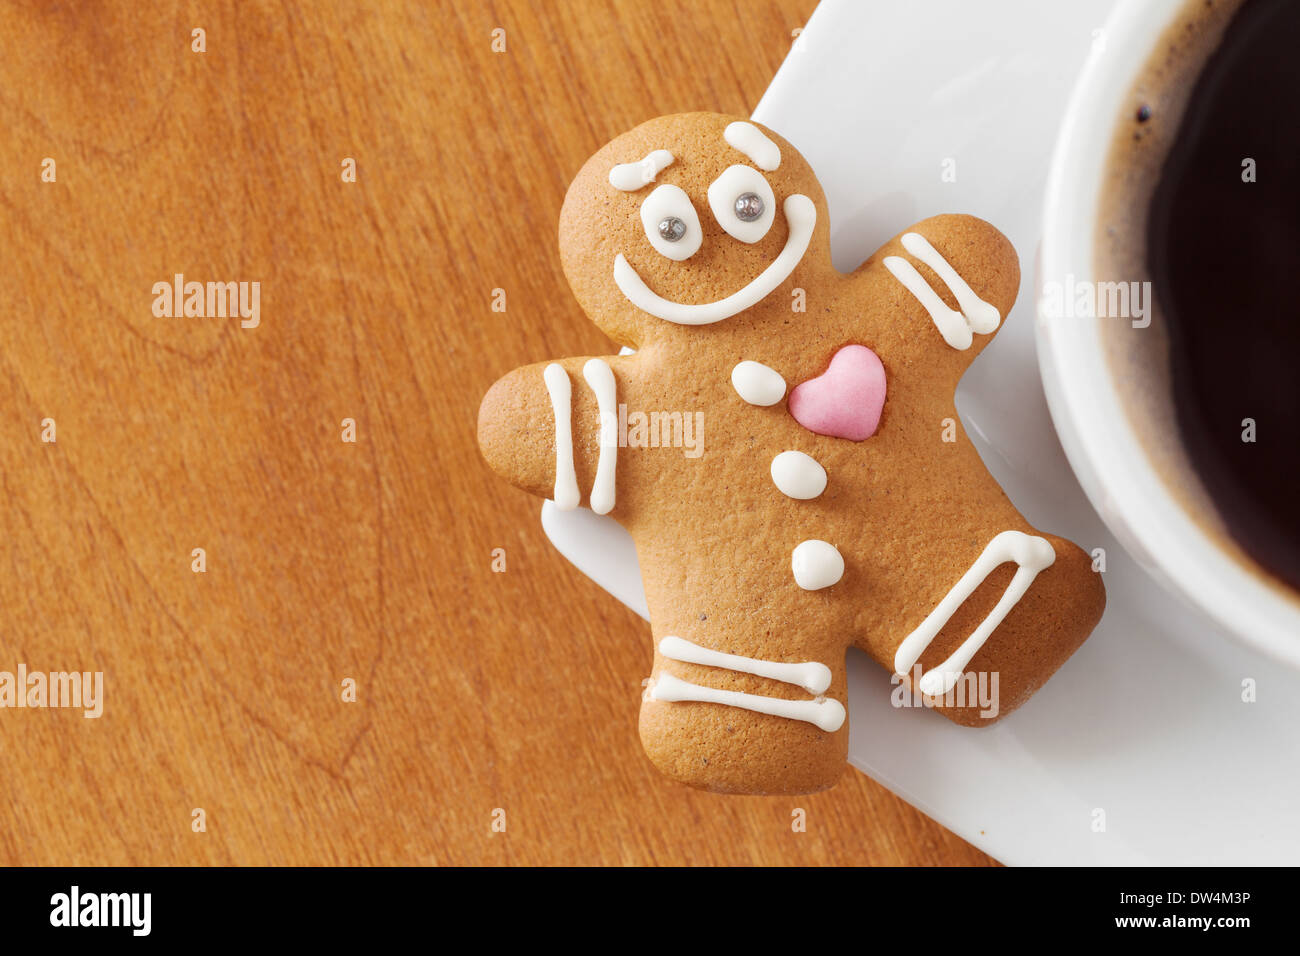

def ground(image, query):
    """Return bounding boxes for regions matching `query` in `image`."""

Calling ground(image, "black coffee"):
[1147,0,1300,590]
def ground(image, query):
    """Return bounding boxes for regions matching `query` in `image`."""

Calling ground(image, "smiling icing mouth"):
[613,194,816,325]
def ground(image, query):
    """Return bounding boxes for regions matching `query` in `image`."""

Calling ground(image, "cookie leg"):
[638,630,849,795]
[887,532,1104,726]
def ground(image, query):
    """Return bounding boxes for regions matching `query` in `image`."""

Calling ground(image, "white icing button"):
[731,361,786,406]
[791,540,844,590]
[770,451,827,500]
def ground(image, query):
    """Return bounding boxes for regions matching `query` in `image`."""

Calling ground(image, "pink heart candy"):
[788,345,887,441]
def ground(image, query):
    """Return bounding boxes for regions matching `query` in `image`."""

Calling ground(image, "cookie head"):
[559,112,831,346]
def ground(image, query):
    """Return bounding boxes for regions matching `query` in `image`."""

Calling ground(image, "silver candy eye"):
[707,165,776,244]
[734,192,764,222]
[639,184,702,260]
[658,217,687,241]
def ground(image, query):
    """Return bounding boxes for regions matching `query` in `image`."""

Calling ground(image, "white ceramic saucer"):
[542,0,1300,864]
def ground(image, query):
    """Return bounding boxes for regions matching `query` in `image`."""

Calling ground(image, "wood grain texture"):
[0,0,996,865]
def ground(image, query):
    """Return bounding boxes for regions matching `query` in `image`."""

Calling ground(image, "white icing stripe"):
[894,530,1056,697]
[542,364,580,511]
[650,672,846,732]
[582,358,618,515]
[900,232,1000,333]
[724,121,781,171]
[882,255,972,350]
[658,635,831,694]
[613,194,816,325]
[609,149,674,191]
[883,232,1002,350]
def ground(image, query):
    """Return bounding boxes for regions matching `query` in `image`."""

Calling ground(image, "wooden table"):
[0,0,994,865]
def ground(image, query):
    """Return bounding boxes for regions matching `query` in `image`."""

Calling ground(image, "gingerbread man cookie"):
[478,113,1105,795]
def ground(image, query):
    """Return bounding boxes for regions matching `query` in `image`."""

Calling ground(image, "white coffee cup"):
[1037,0,1300,667]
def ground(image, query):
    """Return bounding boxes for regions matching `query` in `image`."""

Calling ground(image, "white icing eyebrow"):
[724,121,780,171]
[609,149,674,191]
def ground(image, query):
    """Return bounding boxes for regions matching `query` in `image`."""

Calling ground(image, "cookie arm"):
[477,355,631,515]
[852,214,1020,383]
